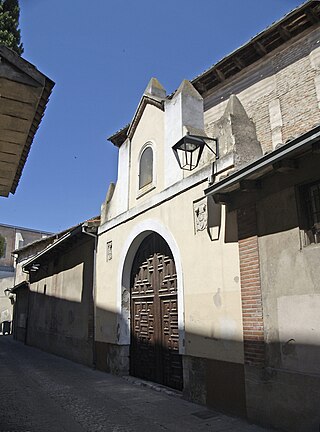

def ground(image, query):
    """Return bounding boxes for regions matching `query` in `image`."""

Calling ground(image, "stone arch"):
[117,219,185,354]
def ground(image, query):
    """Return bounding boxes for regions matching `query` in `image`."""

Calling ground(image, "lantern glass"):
[173,136,205,171]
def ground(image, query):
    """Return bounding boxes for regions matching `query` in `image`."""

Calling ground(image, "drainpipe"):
[20,258,32,345]
[24,281,31,345]
[10,252,18,336]
[82,223,98,369]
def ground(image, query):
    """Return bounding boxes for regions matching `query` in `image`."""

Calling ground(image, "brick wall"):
[237,206,265,366]
[205,27,320,154]
[274,37,320,144]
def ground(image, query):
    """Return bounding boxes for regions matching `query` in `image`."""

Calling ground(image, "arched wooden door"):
[130,232,183,390]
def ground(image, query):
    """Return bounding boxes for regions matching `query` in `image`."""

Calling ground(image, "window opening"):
[300,180,320,245]
[139,146,153,190]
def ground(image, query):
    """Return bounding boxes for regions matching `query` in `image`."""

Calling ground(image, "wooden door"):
[130,233,183,390]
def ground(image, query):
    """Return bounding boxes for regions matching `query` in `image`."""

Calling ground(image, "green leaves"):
[0,0,23,55]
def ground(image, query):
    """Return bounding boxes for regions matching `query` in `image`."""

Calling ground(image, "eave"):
[127,95,164,141]
[22,224,83,272]
[0,45,55,196]
[108,124,129,147]
[108,95,164,147]
[192,0,320,96]
[10,280,29,293]
[109,1,320,147]
[204,125,320,204]
[22,217,100,272]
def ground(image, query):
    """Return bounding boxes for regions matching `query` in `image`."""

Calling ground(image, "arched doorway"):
[129,232,183,390]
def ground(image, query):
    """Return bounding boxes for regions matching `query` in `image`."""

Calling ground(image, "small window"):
[139,146,153,190]
[299,180,320,245]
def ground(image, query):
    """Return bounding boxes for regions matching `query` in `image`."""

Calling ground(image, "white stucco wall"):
[128,104,165,208]
[97,75,245,364]
[96,178,243,364]
[106,139,130,219]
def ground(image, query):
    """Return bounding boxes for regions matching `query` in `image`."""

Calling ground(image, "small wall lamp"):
[172,134,219,171]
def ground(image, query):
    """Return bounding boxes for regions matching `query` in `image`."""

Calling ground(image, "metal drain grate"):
[192,410,220,420]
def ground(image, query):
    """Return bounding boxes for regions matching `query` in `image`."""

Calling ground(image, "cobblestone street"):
[0,336,274,432]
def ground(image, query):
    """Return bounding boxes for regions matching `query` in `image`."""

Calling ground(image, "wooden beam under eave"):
[0,78,42,105]
[194,81,207,93]
[278,25,291,41]
[305,8,320,25]
[233,56,246,70]
[0,187,9,197]
[0,97,35,120]
[214,68,226,82]
[273,159,298,172]
[212,193,230,205]
[0,129,28,145]
[239,180,261,192]
[0,140,23,153]
[0,151,20,164]
[253,41,268,57]
[0,176,13,187]
[312,142,320,153]
[0,113,32,134]
[0,165,16,177]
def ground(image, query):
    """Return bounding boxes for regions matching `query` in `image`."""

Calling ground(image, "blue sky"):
[1,0,303,233]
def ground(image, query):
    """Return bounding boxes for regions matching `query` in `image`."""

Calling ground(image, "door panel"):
[131,299,157,382]
[161,297,182,389]
[130,233,183,390]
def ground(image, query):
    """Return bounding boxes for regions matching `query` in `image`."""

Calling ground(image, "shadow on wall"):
[11,287,320,431]
[10,209,320,431]
[13,237,95,367]
[13,288,95,367]
[182,178,313,245]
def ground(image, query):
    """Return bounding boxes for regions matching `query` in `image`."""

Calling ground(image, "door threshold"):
[122,375,183,398]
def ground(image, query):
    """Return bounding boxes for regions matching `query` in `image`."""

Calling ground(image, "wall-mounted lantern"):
[172,134,219,171]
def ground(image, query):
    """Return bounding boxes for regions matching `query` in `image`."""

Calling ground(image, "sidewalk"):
[0,336,275,432]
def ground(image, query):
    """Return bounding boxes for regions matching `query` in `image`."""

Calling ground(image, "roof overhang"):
[108,124,129,147]
[108,95,164,147]
[109,1,320,146]
[192,0,320,96]
[22,225,82,272]
[0,45,55,197]
[127,95,164,141]
[205,125,320,204]
[22,219,99,273]
[10,280,29,293]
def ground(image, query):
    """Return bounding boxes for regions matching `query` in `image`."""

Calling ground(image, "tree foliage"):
[0,0,23,55]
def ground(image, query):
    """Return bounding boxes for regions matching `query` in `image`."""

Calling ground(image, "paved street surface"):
[0,336,274,432]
